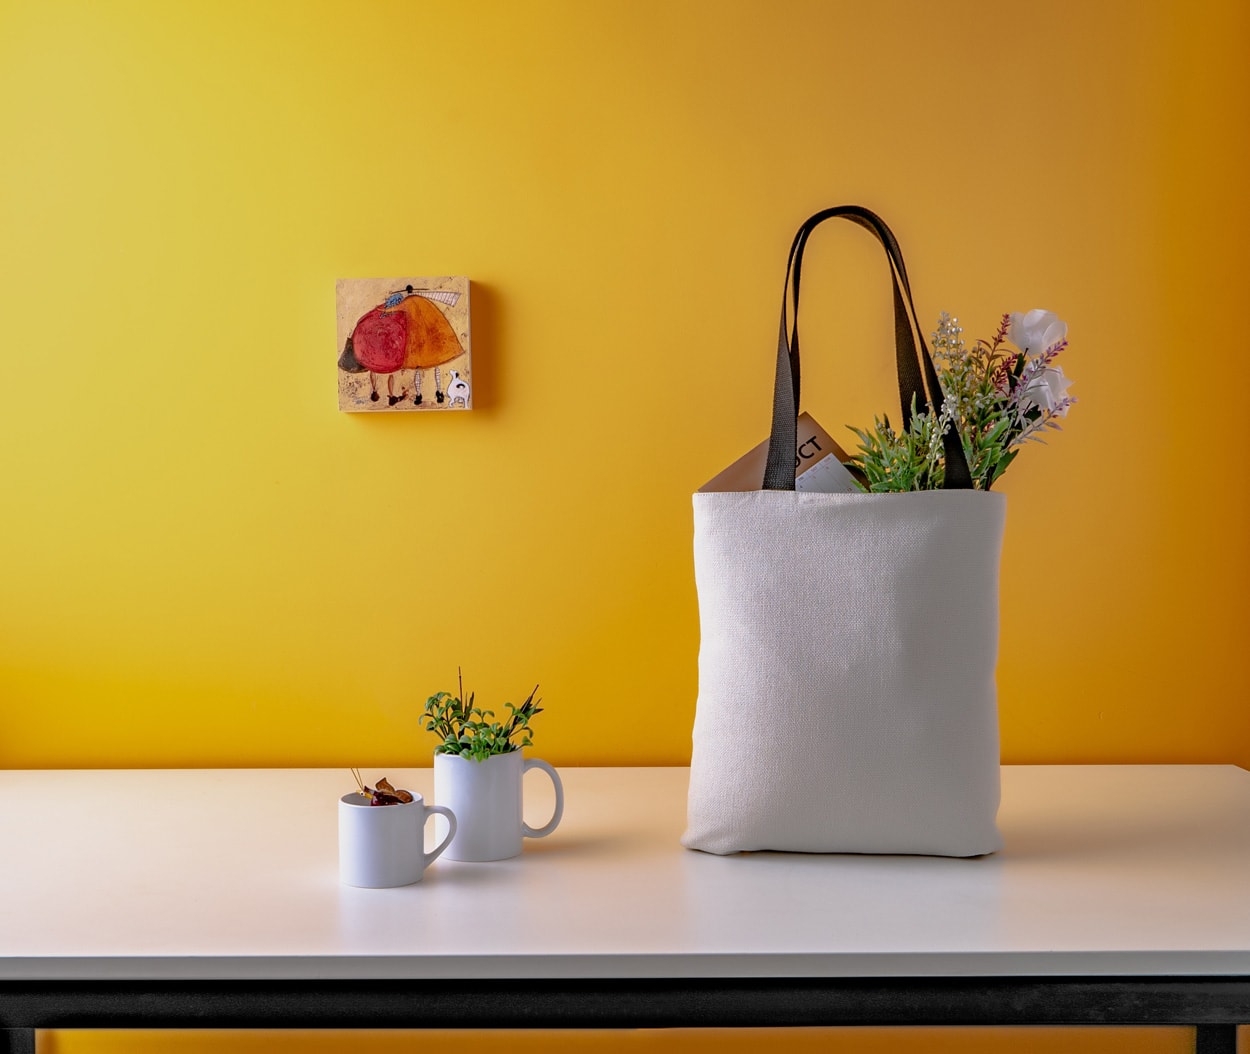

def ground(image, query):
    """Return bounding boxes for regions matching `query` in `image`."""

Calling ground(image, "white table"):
[1,766,1247,1052]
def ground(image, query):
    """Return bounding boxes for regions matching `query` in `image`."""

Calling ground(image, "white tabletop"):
[1,765,1247,982]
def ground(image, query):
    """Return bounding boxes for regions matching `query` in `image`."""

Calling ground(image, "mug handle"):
[521,758,564,839]
[423,804,457,866]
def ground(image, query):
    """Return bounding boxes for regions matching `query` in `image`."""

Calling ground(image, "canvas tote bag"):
[683,206,1005,857]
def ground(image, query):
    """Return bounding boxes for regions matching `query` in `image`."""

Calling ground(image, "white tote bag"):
[683,207,1005,857]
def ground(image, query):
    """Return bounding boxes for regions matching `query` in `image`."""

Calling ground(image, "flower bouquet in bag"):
[849,309,1074,492]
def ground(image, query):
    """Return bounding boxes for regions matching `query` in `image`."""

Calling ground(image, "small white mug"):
[434,751,564,862]
[338,792,457,888]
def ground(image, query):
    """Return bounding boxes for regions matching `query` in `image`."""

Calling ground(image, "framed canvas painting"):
[336,276,471,412]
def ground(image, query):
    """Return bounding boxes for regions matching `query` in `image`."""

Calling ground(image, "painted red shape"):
[351,308,409,373]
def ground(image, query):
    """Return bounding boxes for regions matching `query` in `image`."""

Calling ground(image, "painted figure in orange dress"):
[338,286,465,406]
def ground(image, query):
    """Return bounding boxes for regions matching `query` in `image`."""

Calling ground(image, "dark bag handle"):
[762,206,973,491]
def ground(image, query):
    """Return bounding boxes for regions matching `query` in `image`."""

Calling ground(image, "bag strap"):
[762,206,973,491]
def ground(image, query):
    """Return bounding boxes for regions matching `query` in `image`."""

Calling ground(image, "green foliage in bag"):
[849,311,1075,492]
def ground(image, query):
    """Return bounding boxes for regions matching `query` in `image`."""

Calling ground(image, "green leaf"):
[984,417,1010,445]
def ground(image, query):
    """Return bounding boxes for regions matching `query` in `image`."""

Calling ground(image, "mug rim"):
[339,791,425,807]
[433,749,523,764]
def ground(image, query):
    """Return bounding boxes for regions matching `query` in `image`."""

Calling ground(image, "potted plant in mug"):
[423,671,564,862]
[337,770,456,888]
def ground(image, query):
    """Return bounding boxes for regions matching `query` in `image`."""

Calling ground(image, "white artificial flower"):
[1021,366,1074,416]
[1008,309,1068,356]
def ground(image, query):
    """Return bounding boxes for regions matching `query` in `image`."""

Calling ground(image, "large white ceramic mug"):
[338,792,457,888]
[434,751,564,862]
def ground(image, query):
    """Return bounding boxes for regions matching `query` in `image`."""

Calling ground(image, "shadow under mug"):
[434,751,564,861]
[338,792,457,888]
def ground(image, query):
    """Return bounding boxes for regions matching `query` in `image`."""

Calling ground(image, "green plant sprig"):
[848,396,947,493]
[846,312,1071,492]
[422,669,543,762]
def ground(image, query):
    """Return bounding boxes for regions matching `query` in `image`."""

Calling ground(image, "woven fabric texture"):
[684,489,1006,857]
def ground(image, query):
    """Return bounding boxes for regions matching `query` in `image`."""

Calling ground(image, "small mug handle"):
[521,758,564,839]
[423,804,457,866]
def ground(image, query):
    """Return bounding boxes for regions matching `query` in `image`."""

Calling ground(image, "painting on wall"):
[336,276,472,412]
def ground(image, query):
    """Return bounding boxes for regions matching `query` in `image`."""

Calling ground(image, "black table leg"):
[1196,1024,1239,1054]
[0,1030,35,1054]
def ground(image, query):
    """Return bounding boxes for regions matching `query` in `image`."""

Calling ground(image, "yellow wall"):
[2,0,1247,1051]
[2,0,1248,770]
[34,1027,1202,1054]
